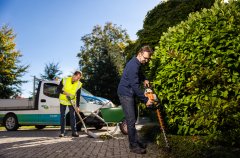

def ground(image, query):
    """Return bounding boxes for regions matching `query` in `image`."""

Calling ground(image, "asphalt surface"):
[0,119,161,158]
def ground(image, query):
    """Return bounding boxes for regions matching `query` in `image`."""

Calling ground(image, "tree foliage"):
[149,0,240,146]
[40,62,62,80]
[0,25,29,98]
[77,22,130,104]
[124,0,215,61]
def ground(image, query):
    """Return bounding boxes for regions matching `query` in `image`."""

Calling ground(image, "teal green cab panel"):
[38,114,60,124]
[17,114,60,125]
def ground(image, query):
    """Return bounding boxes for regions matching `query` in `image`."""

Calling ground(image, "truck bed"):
[0,99,35,110]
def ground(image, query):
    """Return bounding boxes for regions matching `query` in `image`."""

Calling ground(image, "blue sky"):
[0,0,161,97]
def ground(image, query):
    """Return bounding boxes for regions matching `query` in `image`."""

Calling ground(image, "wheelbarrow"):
[83,105,128,137]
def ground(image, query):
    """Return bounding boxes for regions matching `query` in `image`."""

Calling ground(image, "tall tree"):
[40,62,62,80]
[124,0,215,60]
[77,22,130,104]
[0,25,29,98]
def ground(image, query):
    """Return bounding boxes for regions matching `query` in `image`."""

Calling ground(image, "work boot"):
[59,133,65,137]
[130,146,146,154]
[72,132,79,137]
[137,141,147,149]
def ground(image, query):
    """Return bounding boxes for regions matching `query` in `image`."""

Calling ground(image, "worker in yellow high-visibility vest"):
[57,71,82,137]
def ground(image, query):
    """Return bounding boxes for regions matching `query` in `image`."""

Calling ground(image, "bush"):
[149,0,240,146]
[140,123,161,142]
[140,124,240,158]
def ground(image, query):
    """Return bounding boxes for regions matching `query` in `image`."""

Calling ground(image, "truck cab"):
[0,79,115,131]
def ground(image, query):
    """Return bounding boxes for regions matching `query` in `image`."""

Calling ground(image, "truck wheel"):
[4,114,19,131]
[94,124,103,130]
[67,112,83,131]
[75,112,84,131]
[119,119,128,135]
[35,125,46,129]
[76,123,82,131]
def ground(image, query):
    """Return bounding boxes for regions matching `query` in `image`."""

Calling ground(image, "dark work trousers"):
[60,104,77,134]
[118,95,139,148]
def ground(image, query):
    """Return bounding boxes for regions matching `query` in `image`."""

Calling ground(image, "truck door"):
[38,82,60,125]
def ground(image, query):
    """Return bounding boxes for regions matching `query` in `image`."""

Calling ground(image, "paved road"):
[0,124,161,158]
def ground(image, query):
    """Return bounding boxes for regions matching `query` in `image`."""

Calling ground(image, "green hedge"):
[149,0,240,146]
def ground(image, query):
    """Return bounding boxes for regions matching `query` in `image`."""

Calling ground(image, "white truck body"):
[0,99,33,110]
[0,79,114,130]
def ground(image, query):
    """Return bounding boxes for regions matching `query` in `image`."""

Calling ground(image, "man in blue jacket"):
[117,45,153,154]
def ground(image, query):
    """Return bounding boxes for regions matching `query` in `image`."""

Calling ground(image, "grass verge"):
[139,123,240,158]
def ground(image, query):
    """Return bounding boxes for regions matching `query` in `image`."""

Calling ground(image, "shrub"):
[140,124,240,158]
[149,0,240,146]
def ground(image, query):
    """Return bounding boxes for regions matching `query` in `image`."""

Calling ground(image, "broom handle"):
[73,104,88,129]
[67,97,88,130]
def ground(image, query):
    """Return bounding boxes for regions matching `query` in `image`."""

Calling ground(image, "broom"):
[67,96,98,138]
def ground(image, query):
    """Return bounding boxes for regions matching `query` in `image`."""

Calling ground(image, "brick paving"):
[0,124,161,158]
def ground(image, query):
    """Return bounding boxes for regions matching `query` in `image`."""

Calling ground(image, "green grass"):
[0,125,36,131]
[0,126,5,131]
[139,124,240,158]
[0,125,60,131]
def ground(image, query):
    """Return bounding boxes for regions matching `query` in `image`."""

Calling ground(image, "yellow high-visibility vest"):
[59,77,82,106]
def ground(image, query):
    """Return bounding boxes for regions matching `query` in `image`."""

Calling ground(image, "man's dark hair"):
[73,71,82,76]
[138,45,153,55]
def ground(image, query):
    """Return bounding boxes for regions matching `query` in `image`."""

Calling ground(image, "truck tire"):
[76,113,84,131]
[119,119,128,135]
[4,114,19,131]
[94,124,103,130]
[35,125,46,129]
[67,112,83,131]
[76,123,82,131]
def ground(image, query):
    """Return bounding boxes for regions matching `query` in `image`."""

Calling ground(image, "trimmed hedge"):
[149,0,240,146]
